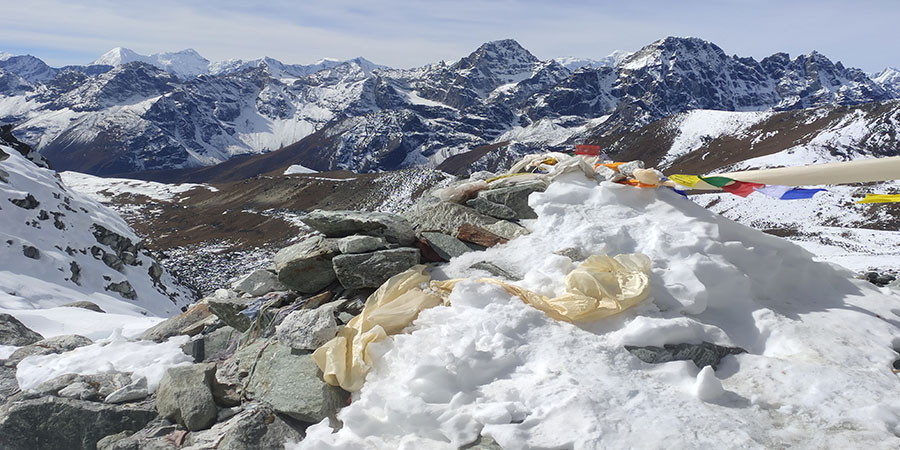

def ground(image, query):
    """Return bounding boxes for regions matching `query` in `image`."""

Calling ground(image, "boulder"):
[0,313,43,346]
[231,269,286,297]
[22,245,40,259]
[465,196,517,220]
[476,180,547,220]
[301,210,417,245]
[625,342,746,370]
[9,193,39,210]
[420,232,473,261]
[105,280,137,300]
[105,376,149,404]
[0,396,157,450]
[60,301,105,313]
[243,343,348,423]
[138,302,212,342]
[179,403,304,450]
[274,235,339,294]
[180,326,239,363]
[469,262,517,280]
[456,224,509,248]
[95,419,176,450]
[336,235,387,254]
[7,335,93,366]
[155,363,218,431]
[332,248,420,289]
[57,382,98,400]
[406,201,527,241]
[276,303,340,351]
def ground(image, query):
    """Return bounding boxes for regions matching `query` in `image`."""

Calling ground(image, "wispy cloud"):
[1,0,897,71]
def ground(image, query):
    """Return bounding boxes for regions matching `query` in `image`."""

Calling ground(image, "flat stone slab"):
[274,235,339,294]
[301,210,416,245]
[420,232,473,261]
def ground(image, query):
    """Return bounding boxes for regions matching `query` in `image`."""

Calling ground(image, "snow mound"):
[295,174,900,449]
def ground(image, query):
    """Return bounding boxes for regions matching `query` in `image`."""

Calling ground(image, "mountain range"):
[1,37,899,178]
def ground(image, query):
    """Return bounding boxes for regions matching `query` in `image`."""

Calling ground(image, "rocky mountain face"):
[0,37,894,177]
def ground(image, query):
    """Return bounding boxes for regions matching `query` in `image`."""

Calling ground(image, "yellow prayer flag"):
[856,194,900,204]
[668,174,702,188]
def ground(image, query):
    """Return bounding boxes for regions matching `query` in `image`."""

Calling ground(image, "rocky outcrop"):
[0,313,43,346]
[231,269,285,297]
[625,342,747,370]
[5,335,93,366]
[0,396,157,450]
[276,303,340,351]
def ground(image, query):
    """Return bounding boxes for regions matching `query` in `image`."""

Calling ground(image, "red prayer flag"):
[575,144,602,156]
[721,180,765,197]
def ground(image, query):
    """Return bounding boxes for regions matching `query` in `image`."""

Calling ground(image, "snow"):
[661,110,772,168]
[498,116,610,147]
[60,171,217,202]
[293,173,900,449]
[0,345,17,359]
[284,164,318,175]
[1,146,191,344]
[93,47,210,79]
[15,329,191,393]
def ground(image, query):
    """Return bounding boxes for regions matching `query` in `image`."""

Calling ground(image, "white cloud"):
[1,0,897,71]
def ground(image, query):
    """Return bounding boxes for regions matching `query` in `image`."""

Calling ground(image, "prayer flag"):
[698,176,734,188]
[721,180,764,197]
[779,188,826,200]
[856,194,900,204]
[668,174,701,188]
[575,144,602,156]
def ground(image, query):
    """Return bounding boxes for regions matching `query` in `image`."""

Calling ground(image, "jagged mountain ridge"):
[0,37,895,177]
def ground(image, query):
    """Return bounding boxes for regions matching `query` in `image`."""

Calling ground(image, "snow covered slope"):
[0,145,192,339]
[296,175,900,449]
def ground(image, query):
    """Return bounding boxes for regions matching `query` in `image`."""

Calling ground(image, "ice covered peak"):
[453,38,541,83]
[93,47,145,66]
[872,66,900,96]
[0,51,14,61]
[92,47,210,79]
[553,50,634,71]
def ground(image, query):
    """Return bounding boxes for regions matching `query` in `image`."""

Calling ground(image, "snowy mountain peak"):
[871,66,900,95]
[0,55,58,83]
[0,51,13,61]
[92,47,210,79]
[621,36,727,71]
[553,50,634,71]
[93,47,144,66]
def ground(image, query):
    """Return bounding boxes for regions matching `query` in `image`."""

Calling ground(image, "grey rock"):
[476,180,547,220]
[207,296,253,333]
[465,196,517,220]
[406,200,527,241]
[231,269,286,297]
[27,372,131,400]
[60,301,105,313]
[7,334,93,366]
[276,304,340,351]
[301,210,417,245]
[462,435,504,450]
[336,235,387,254]
[274,235,339,294]
[181,403,304,450]
[57,381,98,400]
[420,232,473,261]
[139,302,212,342]
[105,376,149,404]
[105,280,137,300]
[0,365,19,403]
[9,193,39,209]
[244,343,348,423]
[22,245,39,259]
[0,313,43,346]
[337,312,355,325]
[332,248,420,289]
[96,419,177,450]
[0,168,8,183]
[0,396,157,450]
[155,363,218,431]
[625,342,746,370]
[469,262,518,280]
[181,326,239,363]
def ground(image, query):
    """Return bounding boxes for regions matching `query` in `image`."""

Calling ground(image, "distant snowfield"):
[294,176,900,449]
[60,171,218,203]
[661,110,772,168]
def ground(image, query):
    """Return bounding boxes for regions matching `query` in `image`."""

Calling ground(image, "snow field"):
[295,174,900,449]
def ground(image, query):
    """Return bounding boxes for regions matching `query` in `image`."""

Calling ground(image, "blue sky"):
[1,0,897,72]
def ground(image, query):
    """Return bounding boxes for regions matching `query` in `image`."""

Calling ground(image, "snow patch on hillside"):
[661,110,772,168]
[61,171,217,203]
